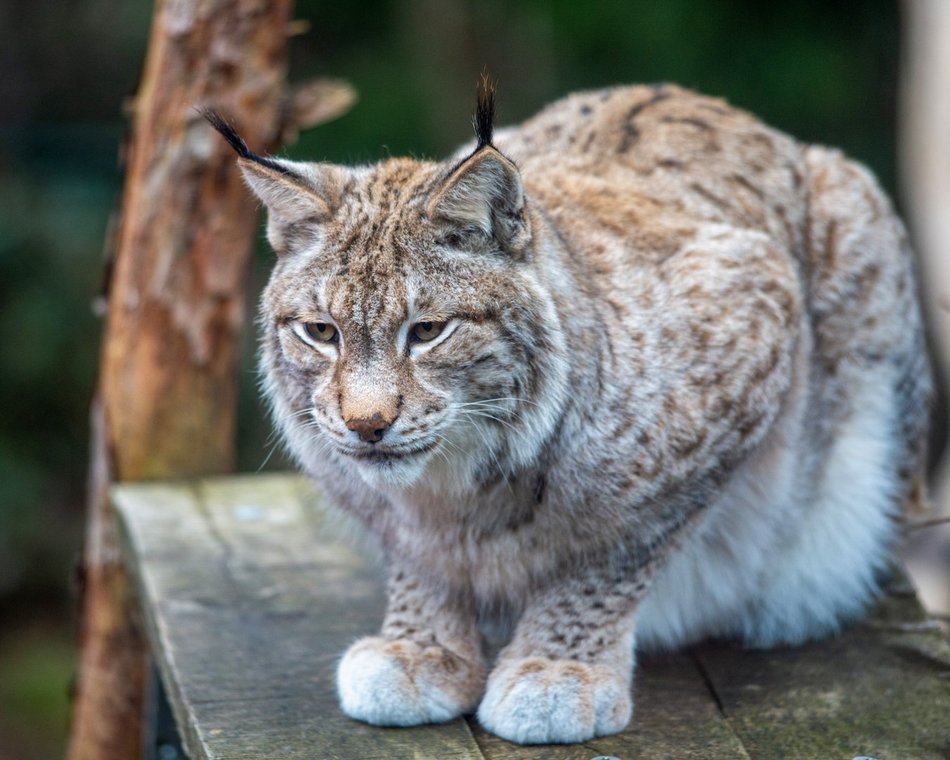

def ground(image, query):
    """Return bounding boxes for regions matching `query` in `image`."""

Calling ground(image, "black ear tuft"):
[201,109,298,178]
[202,109,252,158]
[472,73,495,150]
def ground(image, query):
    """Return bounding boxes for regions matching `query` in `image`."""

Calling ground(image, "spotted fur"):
[210,83,932,744]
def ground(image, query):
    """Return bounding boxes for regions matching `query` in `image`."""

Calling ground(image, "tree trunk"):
[67,1,294,757]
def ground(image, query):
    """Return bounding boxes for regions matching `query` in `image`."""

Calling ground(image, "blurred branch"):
[280,77,357,144]
[286,18,310,36]
[903,515,950,532]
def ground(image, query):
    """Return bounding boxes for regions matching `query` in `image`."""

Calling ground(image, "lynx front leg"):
[337,563,485,726]
[477,569,649,744]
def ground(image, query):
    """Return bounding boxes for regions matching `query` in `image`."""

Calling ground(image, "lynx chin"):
[207,79,931,745]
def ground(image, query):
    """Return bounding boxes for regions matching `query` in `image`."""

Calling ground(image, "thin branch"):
[903,514,950,531]
[280,78,357,144]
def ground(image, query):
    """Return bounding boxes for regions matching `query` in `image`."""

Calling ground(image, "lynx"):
[207,80,931,745]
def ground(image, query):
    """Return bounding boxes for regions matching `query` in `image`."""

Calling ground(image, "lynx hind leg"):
[741,149,931,647]
[739,369,903,647]
[337,568,486,726]
[477,573,642,744]
[893,328,933,517]
[804,146,933,517]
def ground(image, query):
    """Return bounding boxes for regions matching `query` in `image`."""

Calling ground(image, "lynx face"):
[256,158,567,490]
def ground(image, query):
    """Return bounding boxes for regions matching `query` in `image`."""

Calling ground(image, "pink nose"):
[345,414,392,443]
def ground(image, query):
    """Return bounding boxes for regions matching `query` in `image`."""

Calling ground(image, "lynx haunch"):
[208,80,931,745]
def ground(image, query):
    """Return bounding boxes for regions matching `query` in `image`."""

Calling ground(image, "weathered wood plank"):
[693,573,950,760]
[195,698,485,760]
[114,474,486,760]
[115,473,950,759]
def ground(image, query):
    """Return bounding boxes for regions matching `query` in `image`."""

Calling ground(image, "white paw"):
[337,636,484,726]
[477,657,632,744]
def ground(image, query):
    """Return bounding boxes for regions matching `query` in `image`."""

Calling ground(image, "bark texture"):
[68,1,295,757]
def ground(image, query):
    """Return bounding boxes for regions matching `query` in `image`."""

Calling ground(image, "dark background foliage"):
[0,1,901,757]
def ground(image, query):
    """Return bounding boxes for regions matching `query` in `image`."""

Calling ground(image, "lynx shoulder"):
[208,81,931,745]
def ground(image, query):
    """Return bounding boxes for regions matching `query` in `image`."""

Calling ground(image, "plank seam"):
[460,717,491,759]
[689,649,753,760]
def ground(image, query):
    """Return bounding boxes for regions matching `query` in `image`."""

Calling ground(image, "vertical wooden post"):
[899,0,950,617]
[900,0,950,449]
[68,1,294,757]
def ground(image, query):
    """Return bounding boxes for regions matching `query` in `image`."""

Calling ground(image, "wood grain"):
[693,573,950,760]
[115,474,485,759]
[115,473,950,759]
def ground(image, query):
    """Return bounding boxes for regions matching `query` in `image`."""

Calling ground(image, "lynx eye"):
[411,321,446,343]
[302,322,337,343]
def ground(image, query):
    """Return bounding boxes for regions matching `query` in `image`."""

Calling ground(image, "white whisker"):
[457,410,518,432]
[456,396,540,409]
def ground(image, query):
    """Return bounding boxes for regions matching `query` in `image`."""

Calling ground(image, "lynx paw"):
[477,657,632,744]
[337,636,484,726]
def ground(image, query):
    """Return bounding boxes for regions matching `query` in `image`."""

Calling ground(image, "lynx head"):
[207,82,568,491]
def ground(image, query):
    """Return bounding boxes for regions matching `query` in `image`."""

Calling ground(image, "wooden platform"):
[113,473,950,760]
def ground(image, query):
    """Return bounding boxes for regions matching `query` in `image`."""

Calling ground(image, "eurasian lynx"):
[207,80,931,744]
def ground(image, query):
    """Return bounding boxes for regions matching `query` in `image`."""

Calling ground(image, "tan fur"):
[220,84,931,744]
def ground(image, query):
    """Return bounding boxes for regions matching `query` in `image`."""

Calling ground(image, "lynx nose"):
[345,413,393,444]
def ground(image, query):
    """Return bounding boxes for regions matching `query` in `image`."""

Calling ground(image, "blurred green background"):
[0,1,903,757]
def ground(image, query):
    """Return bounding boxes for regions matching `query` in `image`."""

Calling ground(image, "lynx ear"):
[428,149,528,251]
[203,110,336,253]
[427,78,530,254]
[237,159,333,223]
